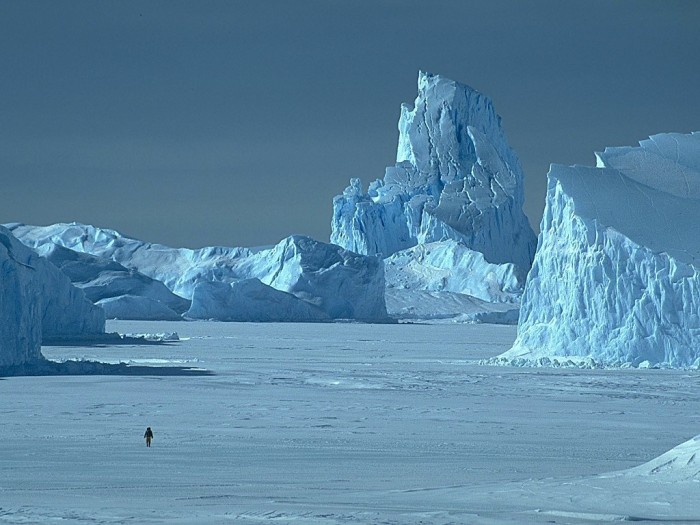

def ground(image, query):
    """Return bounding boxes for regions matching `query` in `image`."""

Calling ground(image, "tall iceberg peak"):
[500,131,700,368]
[331,71,536,269]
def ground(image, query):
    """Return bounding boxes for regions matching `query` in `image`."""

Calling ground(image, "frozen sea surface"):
[1,321,700,524]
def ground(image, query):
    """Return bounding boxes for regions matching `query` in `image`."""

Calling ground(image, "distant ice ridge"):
[385,240,525,304]
[384,240,523,323]
[331,71,536,268]
[0,226,104,367]
[498,132,700,368]
[187,279,330,322]
[34,244,189,321]
[386,289,519,325]
[7,223,388,322]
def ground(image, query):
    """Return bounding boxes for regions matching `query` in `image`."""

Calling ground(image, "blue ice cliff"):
[498,132,700,368]
[0,226,104,367]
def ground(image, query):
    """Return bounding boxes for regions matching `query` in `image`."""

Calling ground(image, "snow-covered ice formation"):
[622,433,700,482]
[331,72,535,322]
[331,71,536,269]
[240,236,387,321]
[97,295,183,321]
[0,227,43,366]
[383,240,523,323]
[385,240,524,304]
[7,223,388,322]
[0,226,104,367]
[35,243,189,320]
[500,132,700,368]
[186,279,330,322]
[6,222,250,299]
[385,289,519,324]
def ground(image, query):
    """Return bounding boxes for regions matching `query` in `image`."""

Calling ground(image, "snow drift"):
[500,132,700,368]
[7,224,388,322]
[622,433,700,482]
[0,226,104,367]
[331,71,536,269]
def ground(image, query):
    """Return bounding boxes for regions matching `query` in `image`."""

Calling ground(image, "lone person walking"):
[144,426,154,447]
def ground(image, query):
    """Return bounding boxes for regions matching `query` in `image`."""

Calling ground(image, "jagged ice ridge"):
[7,223,388,322]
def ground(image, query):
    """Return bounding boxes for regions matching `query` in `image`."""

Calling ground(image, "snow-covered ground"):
[1,321,699,524]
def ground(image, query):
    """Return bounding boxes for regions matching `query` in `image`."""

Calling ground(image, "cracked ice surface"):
[501,132,700,368]
[331,71,536,270]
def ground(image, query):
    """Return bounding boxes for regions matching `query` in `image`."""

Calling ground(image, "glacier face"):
[331,71,536,269]
[502,132,700,368]
[7,223,388,322]
[0,226,104,367]
[0,227,43,366]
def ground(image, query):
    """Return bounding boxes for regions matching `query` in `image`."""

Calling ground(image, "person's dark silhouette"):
[144,427,154,447]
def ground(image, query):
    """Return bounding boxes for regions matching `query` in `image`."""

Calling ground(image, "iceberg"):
[331,71,536,270]
[7,224,388,322]
[501,132,700,368]
[0,227,43,366]
[385,289,519,324]
[237,236,387,321]
[6,222,251,299]
[186,279,330,322]
[384,240,525,304]
[97,295,182,321]
[0,226,104,367]
[35,244,190,320]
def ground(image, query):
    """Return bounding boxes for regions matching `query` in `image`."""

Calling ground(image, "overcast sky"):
[1,1,698,248]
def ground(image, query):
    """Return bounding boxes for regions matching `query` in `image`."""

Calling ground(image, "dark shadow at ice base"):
[0,359,213,377]
[0,332,213,377]
[41,332,179,347]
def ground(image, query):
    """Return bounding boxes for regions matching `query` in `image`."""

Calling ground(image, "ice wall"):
[8,224,388,322]
[331,71,536,268]
[502,132,700,367]
[0,226,104,367]
[0,227,42,366]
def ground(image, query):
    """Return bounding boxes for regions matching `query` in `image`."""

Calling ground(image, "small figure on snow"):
[144,426,154,447]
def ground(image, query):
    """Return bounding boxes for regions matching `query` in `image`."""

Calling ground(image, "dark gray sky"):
[2,1,699,248]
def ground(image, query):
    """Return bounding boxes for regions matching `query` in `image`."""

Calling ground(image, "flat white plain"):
[1,321,699,524]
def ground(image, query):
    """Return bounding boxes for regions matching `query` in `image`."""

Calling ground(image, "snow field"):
[1,321,699,523]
